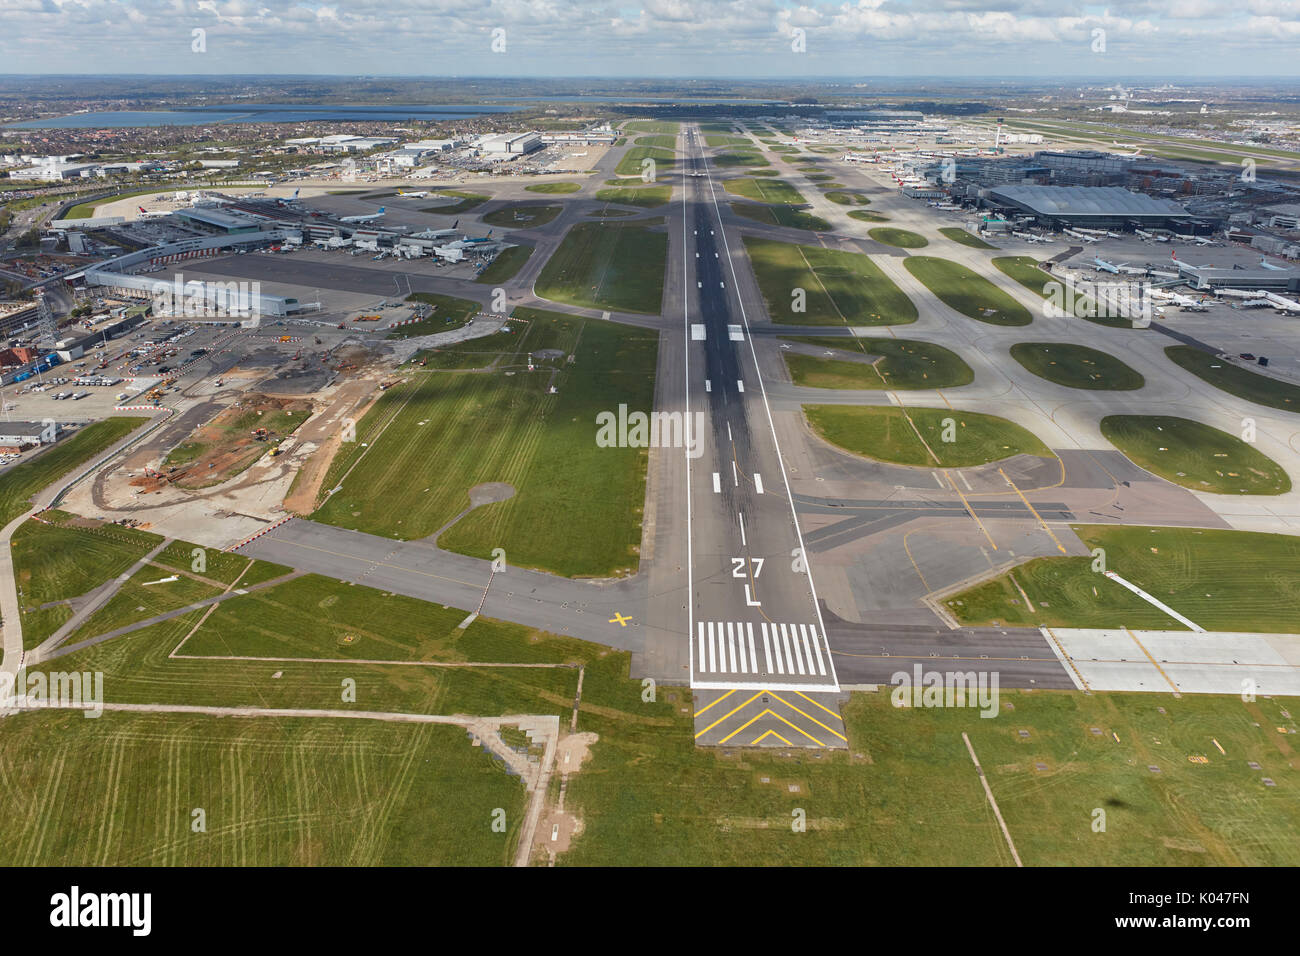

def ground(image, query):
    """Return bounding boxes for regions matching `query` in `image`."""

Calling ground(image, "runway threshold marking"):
[998,468,1067,554]
[720,708,823,746]
[693,687,736,718]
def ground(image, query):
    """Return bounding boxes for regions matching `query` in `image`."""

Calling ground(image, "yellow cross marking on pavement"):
[609,613,632,626]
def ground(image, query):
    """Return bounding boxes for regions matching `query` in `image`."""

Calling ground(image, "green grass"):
[940,227,996,249]
[314,309,657,577]
[409,319,528,370]
[713,151,771,168]
[480,203,561,228]
[535,221,667,315]
[1165,346,1300,413]
[868,227,928,249]
[904,256,1033,326]
[724,177,805,204]
[803,405,1052,467]
[64,564,224,645]
[0,709,527,865]
[476,245,533,285]
[823,191,870,206]
[1010,343,1145,391]
[743,237,916,326]
[805,173,835,183]
[1100,415,1291,495]
[731,203,830,232]
[60,187,178,220]
[0,418,146,525]
[12,517,164,650]
[421,190,489,214]
[524,182,581,194]
[633,135,676,149]
[705,134,751,148]
[615,146,675,178]
[781,336,972,389]
[947,524,1300,634]
[623,121,679,135]
[386,292,481,338]
[594,184,671,208]
[847,210,889,223]
[993,256,1127,329]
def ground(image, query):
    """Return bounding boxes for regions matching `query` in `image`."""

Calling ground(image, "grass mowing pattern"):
[847,210,889,223]
[623,120,679,135]
[1165,345,1300,412]
[1010,342,1144,390]
[481,203,561,227]
[823,191,870,206]
[11,516,164,649]
[0,709,526,865]
[803,405,1052,467]
[723,177,805,204]
[633,135,676,149]
[868,227,928,249]
[1100,415,1291,495]
[713,151,770,168]
[939,227,996,249]
[315,309,657,577]
[993,255,1128,328]
[594,184,671,208]
[730,202,830,232]
[744,237,916,326]
[705,135,752,147]
[535,220,667,314]
[904,256,1032,326]
[615,146,675,178]
[947,524,1300,634]
[0,417,145,525]
[781,336,971,389]
[475,245,533,284]
[524,182,581,194]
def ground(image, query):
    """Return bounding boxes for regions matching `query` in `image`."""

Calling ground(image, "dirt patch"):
[161,393,313,490]
[282,376,387,515]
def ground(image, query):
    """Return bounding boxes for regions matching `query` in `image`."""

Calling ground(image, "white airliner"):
[275,188,301,205]
[340,206,386,223]
[136,206,171,220]
[395,191,430,199]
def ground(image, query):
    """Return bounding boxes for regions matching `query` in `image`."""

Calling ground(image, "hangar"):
[985,185,1194,230]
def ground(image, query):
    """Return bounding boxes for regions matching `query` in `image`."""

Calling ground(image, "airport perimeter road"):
[678,125,840,701]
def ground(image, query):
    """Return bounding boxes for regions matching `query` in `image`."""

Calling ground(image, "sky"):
[0,0,1298,77]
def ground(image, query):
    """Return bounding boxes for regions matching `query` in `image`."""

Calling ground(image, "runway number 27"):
[733,558,764,606]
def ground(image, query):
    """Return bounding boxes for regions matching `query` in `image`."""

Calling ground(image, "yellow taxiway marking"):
[945,471,997,551]
[753,729,793,746]
[693,688,736,718]
[767,691,848,741]
[792,690,845,722]
[1125,626,1182,697]
[998,467,1067,554]
[608,613,632,626]
[694,690,765,739]
[720,708,824,747]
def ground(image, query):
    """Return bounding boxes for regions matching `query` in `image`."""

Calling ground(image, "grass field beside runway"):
[847,210,889,223]
[1165,346,1300,412]
[1100,415,1291,495]
[947,524,1300,633]
[0,417,146,525]
[724,177,806,204]
[475,245,533,284]
[1010,343,1145,390]
[314,308,656,577]
[992,256,1127,329]
[713,151,771,168]
[0,709,526,866]
[869,227,928,248]
[615,146,676,178]
[940,227,997,249]
[904,256,1033,326]
[481,203,562,227]
[803,405,1052,467]
[781,336,972,389]
[823,191,871,206]
[594,184,672,207]
[535,220,667,314]
[389,292,482,338]
[562,687,1300,866]
[744,236,917,326]
[524,182,581,194]
[705,134,752,147]
[731,203,830,232]
[633,135,677,149]
[623,120,679,135]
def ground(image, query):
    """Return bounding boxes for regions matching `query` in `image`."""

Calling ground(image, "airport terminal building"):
[984,185,1203,231]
